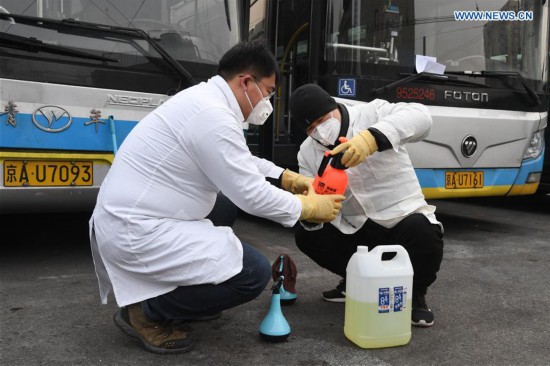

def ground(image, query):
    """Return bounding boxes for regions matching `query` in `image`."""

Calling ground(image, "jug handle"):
[371,245,410,264]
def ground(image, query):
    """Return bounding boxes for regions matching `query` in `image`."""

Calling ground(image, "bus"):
[543,120,550,193]
[0,0,249,213]
[248,0,549,199]
[540,52,550,194]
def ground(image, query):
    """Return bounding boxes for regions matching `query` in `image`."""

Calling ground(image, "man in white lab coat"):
[89,42,345,354]
[288,84,444,327]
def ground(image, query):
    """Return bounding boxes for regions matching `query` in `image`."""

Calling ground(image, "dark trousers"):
[143,192,271,321]
[143,242,271,321]
[295,214,444,296]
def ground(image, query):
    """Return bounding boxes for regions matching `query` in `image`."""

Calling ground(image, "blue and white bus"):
[251,0,548,199]
[1,0,248,213]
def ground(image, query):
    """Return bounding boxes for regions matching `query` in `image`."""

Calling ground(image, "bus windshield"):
[1,0,241,64]
[0,0,242,93]
[325,0,547,93]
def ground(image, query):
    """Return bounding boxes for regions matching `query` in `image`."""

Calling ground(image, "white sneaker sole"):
[411,319,434,327]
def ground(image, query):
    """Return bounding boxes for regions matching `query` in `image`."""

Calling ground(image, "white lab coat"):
[298,99,441,234]
[90,76,301,307]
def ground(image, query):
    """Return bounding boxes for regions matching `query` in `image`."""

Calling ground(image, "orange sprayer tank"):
[313,138,349,195]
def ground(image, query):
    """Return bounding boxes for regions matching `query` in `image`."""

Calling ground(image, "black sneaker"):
[322,279,346,303]
[411,293,434,327]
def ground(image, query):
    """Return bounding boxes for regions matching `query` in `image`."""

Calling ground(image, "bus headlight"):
[523,130,544,160]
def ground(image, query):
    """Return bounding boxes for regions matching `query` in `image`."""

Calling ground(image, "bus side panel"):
[1,79,164,152]
[0,79,169,213]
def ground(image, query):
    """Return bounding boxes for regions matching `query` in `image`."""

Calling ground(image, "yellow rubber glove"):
[330,130,378,168]
[281,169,314,194]
[297,183,345,223]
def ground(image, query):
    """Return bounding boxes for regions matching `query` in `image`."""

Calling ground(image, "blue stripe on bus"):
[416,151,544,188]
[0,113,138,152]
[416,168,518,188]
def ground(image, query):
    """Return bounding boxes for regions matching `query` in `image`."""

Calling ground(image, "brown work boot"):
[113,303,193,354]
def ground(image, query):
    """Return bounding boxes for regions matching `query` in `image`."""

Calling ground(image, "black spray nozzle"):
[317,137,349,177]
[317,151,348,177]
[316,152,332,177]
[330,151,348,170]
[271,276,284,294]
[332,137,349,170]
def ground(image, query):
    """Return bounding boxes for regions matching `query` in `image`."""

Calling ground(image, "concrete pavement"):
[1,195,549,365]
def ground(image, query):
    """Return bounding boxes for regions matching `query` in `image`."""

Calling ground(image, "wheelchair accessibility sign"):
[338,79,356,97]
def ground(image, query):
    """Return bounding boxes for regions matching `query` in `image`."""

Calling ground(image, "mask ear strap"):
[241,76,254,109]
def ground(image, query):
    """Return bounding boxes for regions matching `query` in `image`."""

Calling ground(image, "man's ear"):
[240,74,252,92]
[242,78,248,92]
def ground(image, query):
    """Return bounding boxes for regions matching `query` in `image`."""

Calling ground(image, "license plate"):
[445,171,484,189]
[3,160,93,187]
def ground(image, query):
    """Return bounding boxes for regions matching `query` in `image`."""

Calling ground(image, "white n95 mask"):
[310,113,340,146]
[245,82,273,126]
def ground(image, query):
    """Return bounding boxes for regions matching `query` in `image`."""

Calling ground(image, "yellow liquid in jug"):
[344,298,412,348]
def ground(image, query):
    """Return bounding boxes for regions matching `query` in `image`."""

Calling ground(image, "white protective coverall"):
[90,75,301,307]
[298,99,441,234]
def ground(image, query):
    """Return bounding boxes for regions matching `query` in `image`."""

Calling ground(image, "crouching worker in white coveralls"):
[89,41,345,354]
[288,84,444,328]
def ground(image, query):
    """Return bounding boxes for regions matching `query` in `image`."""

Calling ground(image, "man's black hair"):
[217,40,280,83]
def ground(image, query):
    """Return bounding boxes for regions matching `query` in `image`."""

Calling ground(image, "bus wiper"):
[0,13,196,87]
[0,32,118,62]
[445,70,541,106]
[224,0,231,30]
[371,71,488,96]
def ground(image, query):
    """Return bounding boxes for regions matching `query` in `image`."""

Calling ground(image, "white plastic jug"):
[344,245,414,348]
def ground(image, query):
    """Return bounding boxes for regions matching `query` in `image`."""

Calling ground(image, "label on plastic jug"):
[378,286,408,313]
[393,286,405,312]
[378,288,390,313]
